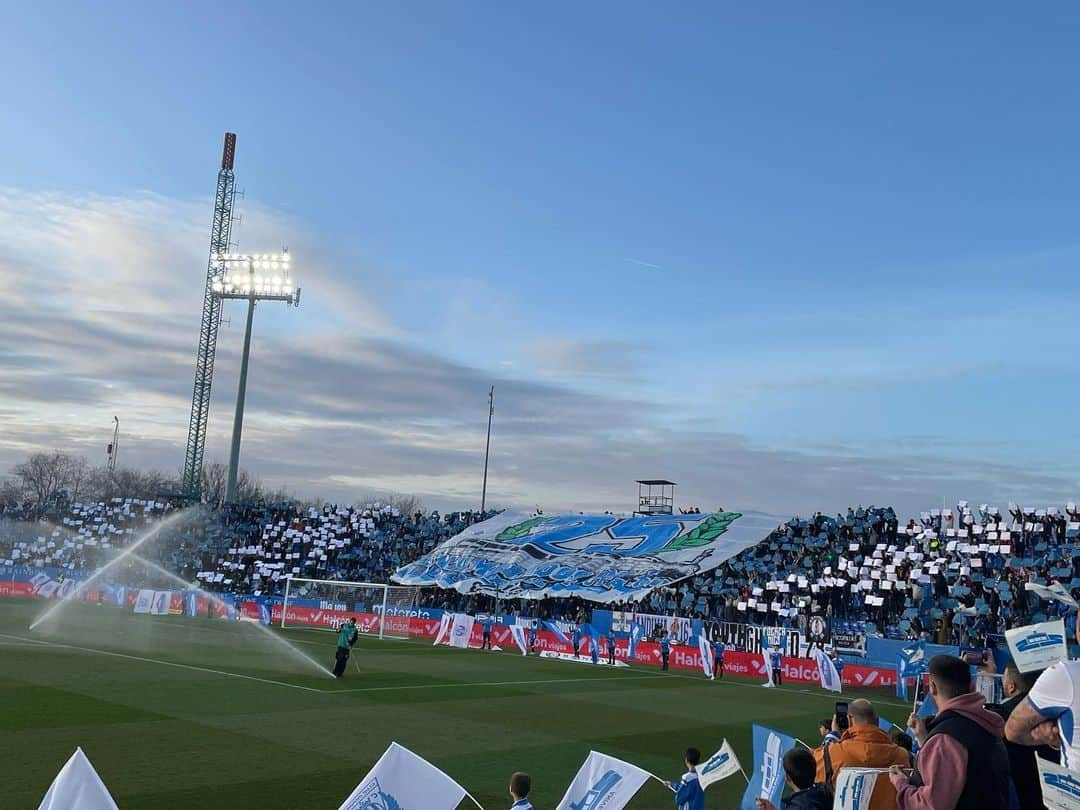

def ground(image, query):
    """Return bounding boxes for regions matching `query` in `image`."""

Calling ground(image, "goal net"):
[280,577,420,640]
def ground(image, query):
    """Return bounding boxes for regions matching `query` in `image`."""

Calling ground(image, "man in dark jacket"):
[888,654,1011,809]
[756,748,830,810]
[989,662,1059,810]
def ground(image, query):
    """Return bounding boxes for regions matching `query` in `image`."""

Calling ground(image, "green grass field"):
[0,598,907,808]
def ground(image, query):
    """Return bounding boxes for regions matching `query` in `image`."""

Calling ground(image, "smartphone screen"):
[835,701,849,729]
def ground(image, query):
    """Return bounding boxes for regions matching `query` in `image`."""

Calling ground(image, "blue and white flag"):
[544,620,572,645]
[698,740,744,790]
[258,603,271,626]
[698,634,714,678]
[337,742,469,810]
[39,747,119,810]
[133,588,154,614]
[832,767,884,810]
[814,650,842,693]
[877,716,894,732]
[1025,582,1079,610]
[916,692,937,718]
[1037,755,1080,810]
[761,636,775,687]
[556,750,653,810]
[449,613,474,649]
[740,725,797,810]
[433,613,452,646]
[1006,619,1068,673]
[510,624,528,655]
[151,591,171,615]
[896,641,926,701]
[393,509,782,602]
[628,621,644,660]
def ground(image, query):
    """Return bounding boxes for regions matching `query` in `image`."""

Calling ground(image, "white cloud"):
[2,186,1079,521]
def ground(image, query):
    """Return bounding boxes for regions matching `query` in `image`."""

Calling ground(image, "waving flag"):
[1037,755,1080,810]
[740,725,796,810]
[556,751,653,810]
[833,767,883,810]
[449,613,474,649]
[338,742,470,810]
[916,692,937,718]
[39,748,118,810]
[698,740,744,789]
[813,650,842,693]
[433,613,452,646]
[896,641,926,700]
[1006,618,1068,673]
[544,620,572,645]
[1024,581,1079,609]
[698,634,714,678]
[761,636,775,688]
[628,621,644,661]
[510,625,528,655]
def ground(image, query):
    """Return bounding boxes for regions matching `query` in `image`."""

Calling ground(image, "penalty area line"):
[0,632,327,694]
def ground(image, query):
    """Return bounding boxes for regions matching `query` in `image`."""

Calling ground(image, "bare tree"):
[66,456,90,504]
[200,462,228,507]
[12,451,72,513]
[388,493,425,518]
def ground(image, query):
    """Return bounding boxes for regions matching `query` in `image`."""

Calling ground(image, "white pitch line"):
[0,633,327,694]
[330,672,669,693]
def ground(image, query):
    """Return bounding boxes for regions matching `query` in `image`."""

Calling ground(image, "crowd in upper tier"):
[3,496,1080,644]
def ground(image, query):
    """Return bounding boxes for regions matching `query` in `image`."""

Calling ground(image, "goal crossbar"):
[280,577,419,640]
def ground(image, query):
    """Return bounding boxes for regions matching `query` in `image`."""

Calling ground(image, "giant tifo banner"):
[392,510,780,602]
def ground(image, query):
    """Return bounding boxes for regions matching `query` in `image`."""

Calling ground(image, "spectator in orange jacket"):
[813,699,912,810]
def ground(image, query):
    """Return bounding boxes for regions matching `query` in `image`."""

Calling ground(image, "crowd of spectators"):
[4,497,1080,649]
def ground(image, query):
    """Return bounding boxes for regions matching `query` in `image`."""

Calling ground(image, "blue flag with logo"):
[896,640,927,700]
[740,724,797,810]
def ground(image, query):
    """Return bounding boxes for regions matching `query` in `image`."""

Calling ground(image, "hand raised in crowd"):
[887,765,910,789]
[906,713,929,745]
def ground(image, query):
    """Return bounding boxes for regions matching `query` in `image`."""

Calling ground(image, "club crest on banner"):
[393,509,782,603]
[568,770,622,810]
[344,778,403,810]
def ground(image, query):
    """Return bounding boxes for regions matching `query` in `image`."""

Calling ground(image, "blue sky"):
[3,3,1080,515]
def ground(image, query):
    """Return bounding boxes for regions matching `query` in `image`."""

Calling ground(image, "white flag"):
[433,613,452,646]
[450,613,475,649]
[698,634,714,678]
[556,751,653,810]
[39,748,119,810]
[1025,582,1080,609]
[1006,619,1068,673]
[698,740,743,790]
[151,591,171,615]
[815,650,842,693]
[133,588,154,614]
[510,625,528,655]
[1037,755,1080,810]
[761,639,774,688]
[338,742,468,810]
[832,768,883,810]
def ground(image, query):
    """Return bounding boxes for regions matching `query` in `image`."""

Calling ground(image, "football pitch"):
[0,599,903,808]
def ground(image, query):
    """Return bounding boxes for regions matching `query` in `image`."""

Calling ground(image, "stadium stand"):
[3,498,1080,648]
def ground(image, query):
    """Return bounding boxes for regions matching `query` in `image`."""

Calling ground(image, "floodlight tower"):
[107,416,119,473]
[211,253,301,503]
[182,133,238,500]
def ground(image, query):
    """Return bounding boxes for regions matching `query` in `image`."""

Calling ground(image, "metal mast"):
[181,133,237,499]
[480,385,494,513]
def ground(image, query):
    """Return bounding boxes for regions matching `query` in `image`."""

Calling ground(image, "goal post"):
[279,577,420,640]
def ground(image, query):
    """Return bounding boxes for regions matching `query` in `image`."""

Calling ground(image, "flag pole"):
[650,774,676,793]
[794,738,813,751]
[464,788,485,809]
[912,674,921,713]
